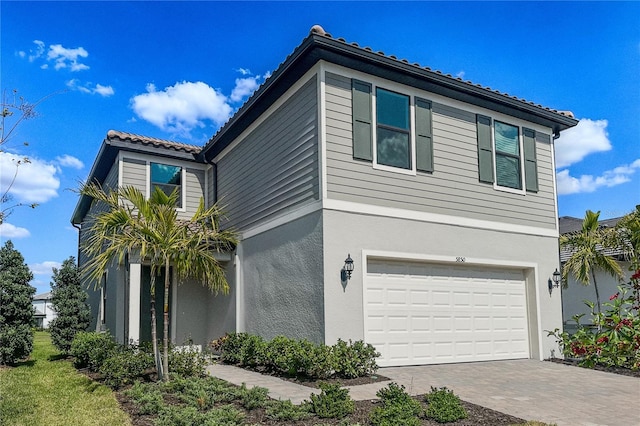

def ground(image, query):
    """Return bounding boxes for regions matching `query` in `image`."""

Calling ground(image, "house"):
[559,215,630,333]
[33,292,57,329]
[72,25,578,366]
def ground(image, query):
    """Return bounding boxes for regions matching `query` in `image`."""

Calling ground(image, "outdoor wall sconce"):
[343,254,354,280]
[548,268,561,294]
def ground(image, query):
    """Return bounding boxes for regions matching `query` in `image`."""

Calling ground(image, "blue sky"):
[1,1,639,295]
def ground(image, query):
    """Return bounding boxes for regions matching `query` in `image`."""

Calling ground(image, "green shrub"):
[309,382,355,419]
[370,382,422,426]
[211,332,249,364]
[169,343,209,377]
[124,381,164,415]
[156,405,244,426]
[239,334,266,367]
[265,399,312,421]
[333,339,380,378]
[70,331,117,371]
[305,343,336,379]
[424,386,467,423]
[236,383,269,410]
[99,346,154,389]
[176,376,239,410]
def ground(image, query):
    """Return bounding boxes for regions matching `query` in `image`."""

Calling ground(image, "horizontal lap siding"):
[121,158,146,191]
[325,72,557,230]
[181,168,206,220]
[217,76,319,230]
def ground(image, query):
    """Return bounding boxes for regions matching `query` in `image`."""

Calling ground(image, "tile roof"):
[107,130,202,155]
[203,25,577,158]
[559,216,627,262]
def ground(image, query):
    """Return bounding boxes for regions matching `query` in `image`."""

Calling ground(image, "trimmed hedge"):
[211,333,379,379]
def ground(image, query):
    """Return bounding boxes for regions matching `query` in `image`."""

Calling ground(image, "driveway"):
[347,359,640,426]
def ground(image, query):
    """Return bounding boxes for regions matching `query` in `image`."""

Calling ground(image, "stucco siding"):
[324,71,557,230]
[239,210,324,343]
[322,208,562,360]
[174,263,235,347]
[216,75,319,231]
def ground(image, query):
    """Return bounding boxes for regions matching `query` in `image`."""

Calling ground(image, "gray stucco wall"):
[174,262,236,347]
[240,210,324,343]
[322,209,563,360]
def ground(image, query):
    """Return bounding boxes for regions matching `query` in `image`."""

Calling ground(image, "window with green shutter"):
[351,80,433,174]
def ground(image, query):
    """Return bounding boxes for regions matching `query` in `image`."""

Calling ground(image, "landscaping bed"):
[547,357,640,378]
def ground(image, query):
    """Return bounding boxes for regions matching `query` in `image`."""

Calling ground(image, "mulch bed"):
[547,357,640,378]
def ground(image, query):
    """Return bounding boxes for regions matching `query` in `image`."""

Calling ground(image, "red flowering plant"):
[548,273,640,370]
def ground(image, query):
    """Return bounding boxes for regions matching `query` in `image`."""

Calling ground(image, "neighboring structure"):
[559,216,630,332]
[72,26,578,366]
[32,292,57,329]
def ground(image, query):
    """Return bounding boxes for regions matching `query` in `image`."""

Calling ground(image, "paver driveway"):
[209,359,639,425]
[349,360,639,426]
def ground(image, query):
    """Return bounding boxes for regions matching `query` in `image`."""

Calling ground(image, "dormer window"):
[150,162,183,208]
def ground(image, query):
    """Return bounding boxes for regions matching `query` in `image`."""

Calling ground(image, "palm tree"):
[80,183,237,380]
[560,210,623,316]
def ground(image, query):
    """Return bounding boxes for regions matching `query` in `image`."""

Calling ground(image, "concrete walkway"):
[208,360,640,426]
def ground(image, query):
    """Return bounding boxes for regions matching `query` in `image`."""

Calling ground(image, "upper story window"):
[476,115,538,193]
[376,88,411,169]
[352,79,433,174]
[150,162,183,208]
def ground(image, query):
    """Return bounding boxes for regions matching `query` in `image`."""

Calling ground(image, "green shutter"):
[415,98,433,173]
[523,128,538,192]
[476,115,494,183]
[352,80,372,161]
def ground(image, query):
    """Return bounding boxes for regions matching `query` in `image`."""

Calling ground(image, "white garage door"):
[365,259,530,367]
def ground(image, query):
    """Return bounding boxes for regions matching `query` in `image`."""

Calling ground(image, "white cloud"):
[555,119,612,169]
[456,71,465,79]
[47,44,89,71]
[28,40,45,62]
[30,261,62,276]
[130,81,233,136]
[55,155,84,169]
[66,79,114,97]
[0,223,30,239]
[0,152,60,203]
[557,159,640,195]
[230,76,261,103]
[237,68,252,75]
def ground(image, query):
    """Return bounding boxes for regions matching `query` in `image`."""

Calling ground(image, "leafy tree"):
[49,257,91,353]
[80,183,237,380]
[560,210,623,316]
[0,240,35,364]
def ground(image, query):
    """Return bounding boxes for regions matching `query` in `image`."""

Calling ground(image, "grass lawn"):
[0,331,131,426]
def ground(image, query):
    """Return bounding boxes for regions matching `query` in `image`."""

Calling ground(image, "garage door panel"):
[365,260,529,367]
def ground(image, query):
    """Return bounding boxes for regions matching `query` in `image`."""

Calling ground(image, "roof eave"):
[202,33,578,161]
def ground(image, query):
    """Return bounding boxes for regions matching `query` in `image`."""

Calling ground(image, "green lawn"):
[0,331,131,426]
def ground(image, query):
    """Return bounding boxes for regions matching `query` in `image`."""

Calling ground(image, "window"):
[476,115,539,193]
[494,121,521,190]
[150,163,183,208]
[376,88,411,169]
[352,79,433,173]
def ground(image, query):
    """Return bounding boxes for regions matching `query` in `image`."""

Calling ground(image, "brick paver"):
[208,360,640,426]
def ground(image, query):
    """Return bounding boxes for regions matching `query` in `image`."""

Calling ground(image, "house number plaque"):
[455,257,466,262]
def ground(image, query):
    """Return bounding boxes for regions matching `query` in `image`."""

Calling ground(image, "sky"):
[1,1,639,296]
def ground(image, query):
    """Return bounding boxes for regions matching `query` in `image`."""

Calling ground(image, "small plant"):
[265,399,312,421]
[333,339,380,378]
[99,345,154,389]
[156,405,244,426]
[309,382,355,419]
[70,331,117,371]
[424,386,468,423]
[211,332,249,364]
[169,342,209,377]
[239,333,266,367]
[124,382,164,415]
[237,383,270,410]
[370,382,422,426]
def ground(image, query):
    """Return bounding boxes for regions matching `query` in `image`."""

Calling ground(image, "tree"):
[560,210,623,316]
[0,89,54,224]
[0,240,35,364]
[49,257,91,354]
[80,183,237,380]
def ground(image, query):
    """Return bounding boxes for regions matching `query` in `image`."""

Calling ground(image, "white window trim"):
[491,120,527,195]
[147,161,187,213]
[371,85,418,176]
